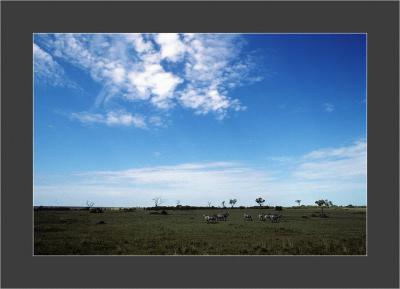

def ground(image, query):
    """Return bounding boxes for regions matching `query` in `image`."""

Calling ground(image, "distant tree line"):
[34,196,365,212]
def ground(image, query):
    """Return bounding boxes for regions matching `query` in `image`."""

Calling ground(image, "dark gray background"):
[1,1,399,288]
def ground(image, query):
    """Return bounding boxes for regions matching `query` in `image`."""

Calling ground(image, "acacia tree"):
[152,197,164,207]
[229,199,237,208]
[295,200,301,206]
[221,201,226,208]
[86,200,94,209]
[315,199,333,215]
[255,197,265,207]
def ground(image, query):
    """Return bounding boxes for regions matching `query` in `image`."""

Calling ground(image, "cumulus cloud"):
[154,33,186,62]
[34,33,262,125]
[127,63,182,109]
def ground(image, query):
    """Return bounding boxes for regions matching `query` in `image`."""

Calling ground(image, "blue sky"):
[33,33,366,207]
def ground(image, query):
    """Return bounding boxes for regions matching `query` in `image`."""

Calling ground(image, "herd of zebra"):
[203,212,282,224]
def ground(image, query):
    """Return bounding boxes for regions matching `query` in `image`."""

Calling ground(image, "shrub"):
[150,210,169,215]
[121,208,136,212]
[275,206,283,211]
[90,208,103,213]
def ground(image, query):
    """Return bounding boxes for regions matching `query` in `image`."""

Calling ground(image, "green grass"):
[34,207,366,255]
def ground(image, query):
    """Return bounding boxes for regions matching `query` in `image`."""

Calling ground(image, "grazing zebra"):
[243,213,253,221]
[266,213,282,223]
[258,214,266,221]
[203,215,217,223]
[214,212,230,221]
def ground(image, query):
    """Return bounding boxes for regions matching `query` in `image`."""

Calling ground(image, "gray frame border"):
[1,1,399,288]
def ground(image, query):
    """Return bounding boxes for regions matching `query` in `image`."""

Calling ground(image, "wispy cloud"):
[34,141,366,207]
[294,140,366,180]
[33,43,75,88]
[323,102,335,112]
[34,33,262,125]
[70,111,147,128]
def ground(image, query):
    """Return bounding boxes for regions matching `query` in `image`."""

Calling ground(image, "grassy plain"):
[34,207,366,255]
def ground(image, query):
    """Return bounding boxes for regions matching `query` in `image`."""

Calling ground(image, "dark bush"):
[248,205,270,209]
[275,206,283,211]
[121,208,136,212]
[90,208,103,213]
[149,210,169,215]
[35,206,71,211]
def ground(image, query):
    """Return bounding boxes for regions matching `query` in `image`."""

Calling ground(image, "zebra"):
[258,214,266,221]
[266,213,282,223]
[214,211,230,221]
[243,213,253,221]
[203,215,217,223]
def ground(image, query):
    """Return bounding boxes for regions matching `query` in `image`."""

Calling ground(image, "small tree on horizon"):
[207,201,212,208]
[229,199,237,208]
[255,197,265,207]
[86,200,94,209]
[295,200,301,206]
[152,196,164,207]
[315,199,333,215]
[221,201,226,208]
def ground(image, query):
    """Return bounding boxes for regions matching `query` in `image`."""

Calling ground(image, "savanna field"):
[34,207,366,255]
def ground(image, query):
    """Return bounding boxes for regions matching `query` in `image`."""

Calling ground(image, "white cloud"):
[71,162,275,205]
[294,140,366,181]
[303,140,366,160]
[127,63,182,109]
[177,34,255,115]
[125,33,154,54]
[35,33,262,125]
[324,102,335,112]
[148,116,164,127]
[71,111,147,128]
[154,33,186,62]
[36,141,366,207]
[33,43,70,87]
[110,66,126,83]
